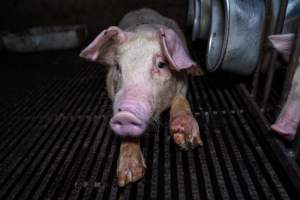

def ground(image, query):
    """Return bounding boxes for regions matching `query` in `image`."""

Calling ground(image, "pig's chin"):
[110,111,148,137]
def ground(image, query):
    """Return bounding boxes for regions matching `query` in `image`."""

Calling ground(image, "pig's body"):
[272,66,300,140]
[80,8,203,186]
[269,34,300,140]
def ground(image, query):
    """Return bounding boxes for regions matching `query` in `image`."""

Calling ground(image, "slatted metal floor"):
[0,50,299,200]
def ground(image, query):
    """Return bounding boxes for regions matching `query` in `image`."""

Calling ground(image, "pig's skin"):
[269,34,300,140]
[81,8,203,186]
[271,66,300,140]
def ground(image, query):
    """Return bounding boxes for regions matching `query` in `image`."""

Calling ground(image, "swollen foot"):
[117,138,146,187]
[170,114,203,150]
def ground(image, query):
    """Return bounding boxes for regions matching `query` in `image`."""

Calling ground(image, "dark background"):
[0,0,187,38]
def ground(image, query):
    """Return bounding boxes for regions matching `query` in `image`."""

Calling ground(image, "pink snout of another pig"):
[110,89,153,137]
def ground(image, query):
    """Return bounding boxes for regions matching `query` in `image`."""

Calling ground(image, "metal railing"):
[236,0,300,190]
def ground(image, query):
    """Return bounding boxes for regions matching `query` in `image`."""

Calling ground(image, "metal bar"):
[2,48,300,199]
[219,81,289,199]
[67,117,109,200]
[251,0,274,98]
[210,101,259,199]
[201,79,247,200]
[150,118,164,200]
[44,118,93,200]
[80,130,114,199]
[188,81,215,200]
[292,128,300,163]
[262,0,289,111]
[277,26,300,161]
[30,118,86,200]
[95,134,119,200]
[194,78,231,200]
[162,120,172,200]
[0,118,66,200]
[236,84,300,197]
[279,26,300,108]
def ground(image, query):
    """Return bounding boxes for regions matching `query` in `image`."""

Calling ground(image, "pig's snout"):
[110,99,152,136]
[110,111,146,136]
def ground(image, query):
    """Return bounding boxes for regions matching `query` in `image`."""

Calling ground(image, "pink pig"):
[269,34,300,141]
[80,8,204,186]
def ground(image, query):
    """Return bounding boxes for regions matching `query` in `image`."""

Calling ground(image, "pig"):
[80,8,204,186]
[269,33,300,141]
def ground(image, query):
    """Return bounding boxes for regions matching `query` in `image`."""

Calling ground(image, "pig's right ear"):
[80,26,126,65]
[268,33,295,61]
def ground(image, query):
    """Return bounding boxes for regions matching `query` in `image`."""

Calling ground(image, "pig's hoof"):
[117,148,146,187]
[170,115,203,150]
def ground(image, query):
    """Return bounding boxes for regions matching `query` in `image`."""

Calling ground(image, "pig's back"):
[119,8,173,28]
[119,8,186,48]
[118,8,185,41]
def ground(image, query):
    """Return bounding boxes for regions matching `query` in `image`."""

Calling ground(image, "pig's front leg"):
[170,95,203,150]
[271,100,300,141]
[271,68,300,141]
[117,138,146,187]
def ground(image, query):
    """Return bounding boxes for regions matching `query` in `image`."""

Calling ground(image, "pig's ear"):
[268,33,295,61]
[159,28,204,75]
[80,26,126,65]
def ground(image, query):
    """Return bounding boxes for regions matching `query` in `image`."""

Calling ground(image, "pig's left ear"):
[160,28,205,76]
[80,26,127,65]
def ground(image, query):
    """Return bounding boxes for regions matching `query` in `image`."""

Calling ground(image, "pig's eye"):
[157,62,166,69]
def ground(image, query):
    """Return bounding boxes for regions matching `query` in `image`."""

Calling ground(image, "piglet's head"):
[80,26,202,137]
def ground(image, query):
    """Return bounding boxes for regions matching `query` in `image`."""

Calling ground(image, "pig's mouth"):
[110,111,147,137]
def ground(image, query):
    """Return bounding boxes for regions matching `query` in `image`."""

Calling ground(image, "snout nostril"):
[110,112,146,136]
[115,121,123,126]
[131,122,141,127]
[118,108,122,112]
